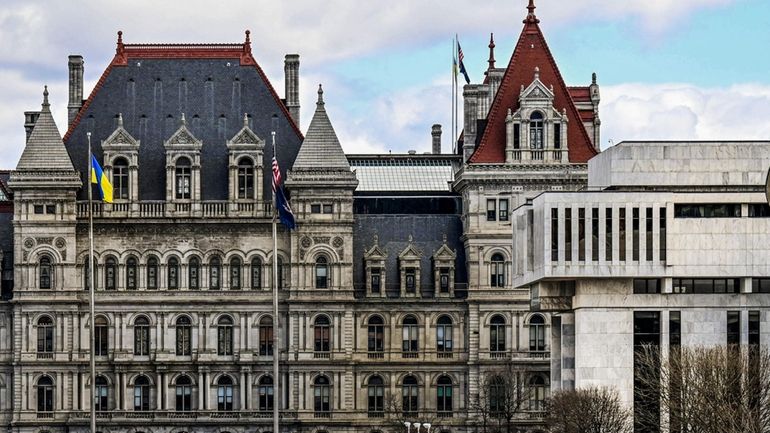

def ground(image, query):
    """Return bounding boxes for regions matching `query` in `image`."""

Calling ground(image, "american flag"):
[458,43,464,63]
[457,40,471,84]
[271,156,282,192]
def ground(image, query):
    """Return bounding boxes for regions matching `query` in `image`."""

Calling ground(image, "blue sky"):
[1,0,769,167]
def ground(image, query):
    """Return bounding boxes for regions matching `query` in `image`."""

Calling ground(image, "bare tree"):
[470,363,537,433]
[635,345,770,433]
[383,392,437,433]
[546,386,631,433]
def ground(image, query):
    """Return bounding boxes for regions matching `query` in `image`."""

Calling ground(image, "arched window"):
[529,315,546,352]
[147,256,159,290]
[488,376,505,417]
[95,375,109,411]
[229,257,241,290]
[259,316,274,356]
[126,257,138,290]
[402,315,418,356]
[37,316,54,354]
[84,257,96,290]
[134,375,150,411]
[175,375,193,411]
[113,157,129,199]
[258,375,274,411]
[175,316,192,356]
[175,157,192,199]
[313,376,330,414]
[367,316,384,355]
[134,316,150,356]
[188,257,200,290]
[315,256,329,289]
[217,316,234,356]
[436,315,453,354]
[490,315,506,353]
[490,253,505,288]
[37,376,54,412]
[436,375,453,415]
[237,157,255,199]
[529,111,544,150]
[94,316,109,356]
[529,375,548,411]
[216,376,234,411]
[209,256,221,290]
[314,316,331,355]
[402,375,419,416]
[367,375,384,416]
[39,255,52,289]
[104,257,117,290]
[251,257,262,290]
[167,257,179,289]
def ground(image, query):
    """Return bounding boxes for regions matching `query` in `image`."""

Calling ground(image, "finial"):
[373,234,379,245]
[442,233,447,244]
[592,72,597,85]
[534,66,540,80]
[408,234,413,243]
[116,31,125,55]
[180,113,186,126]
[117,113,124,127]
[243,113,249,127]
[245,30,251,44]
[42,85,50,108]
[487,33,496,70]
[524,0,540,24]
[117,30,123,44]
[317,84,324,105]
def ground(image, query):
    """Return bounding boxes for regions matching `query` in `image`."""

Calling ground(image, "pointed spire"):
[15,88,76,172]
[292,84,351,172]
[317,84,324,106]
[525,0,540,24]
[487,33,496,70]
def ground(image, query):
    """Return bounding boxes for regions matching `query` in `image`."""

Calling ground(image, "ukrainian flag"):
[90,155,113,203]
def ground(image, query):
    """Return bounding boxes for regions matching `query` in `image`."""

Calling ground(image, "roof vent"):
[407,150,417,155]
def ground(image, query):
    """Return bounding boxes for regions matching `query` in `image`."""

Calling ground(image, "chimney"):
[68,55,84,125]
[431,124,442,154]
[24,111,40,143]
[284,54,300,127]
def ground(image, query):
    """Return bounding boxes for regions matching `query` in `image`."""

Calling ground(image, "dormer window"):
[175,157,192,199]
[404,268,416,293]
[364,236,387,298]
[371,268,381,294]
[432,236,457,297]
[237,157,255,199]
[439,268,450,293]
[113,157,129,199]
[529,111,544,149]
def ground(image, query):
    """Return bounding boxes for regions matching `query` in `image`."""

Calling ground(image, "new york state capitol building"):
[0,3,768,433]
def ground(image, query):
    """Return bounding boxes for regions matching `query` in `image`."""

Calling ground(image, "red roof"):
[568,86,591,102]
[470,5,598,164]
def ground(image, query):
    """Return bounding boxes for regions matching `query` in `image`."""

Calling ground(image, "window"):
[39,255,52,289]
[634,311,660,432]
[619,208,627,261]
[258,375,274,411]
[113,157,129,200]
[259,316,273,356]
[209,257,221,290]
[229,257,241,289]
[673,278,740,294]
[436,375,453,415]
[147,257,158,289]
[645,208,653,261]
[314,376,331,414]
[37,316,54,354]
[237,157,255,199]
[217,376,234,411]
[490,253,505,287]
[529,376,548,411]
[315,256,329,289]
[755,278,770,293]
[749,311,760,346]
[188,257,200,290]
[438,268,450,293]
[402,315,418,355]
[311,204,321,214]
[632,208,640,261]
[674,203,741,218]
[633,279,661,294]
[167,257,179,289]
[367,376,385,417]
[489,376,505,416]
[217,316,234,356]
[669,311,681,348]
[727,311,740,346]
[37,376,54,413]
[659,208,667,261]
[277,257,284,290]
[314,316,331,353]
[529,315,545,351]
[95,376,109,411]
[34,204,44,214]
[486,199,497,221]
[749,203,770,217]
[175,157,192,199]
[550,208,558,261]
[126,257,137,290]
[529,111,544,149]
[134,316,150,356]
[592,208,599,261]
[513,123,520,149]
[565,208,573,261]
[436,315,453,353]
[553,123,561,149]
[94,316,109,356]
[605,208,613,261]
[251,258,262,289]
[175,375,193,411]
[105,257,116,290]
[175,316,192,356]
[499,199,509,222]
[371,268,381,294]
[578,208,585,261]
[323,204,333,214]
[367,316,384,354]
[402,375,419,416]
[490,315,506,353]
[404,267,416,293]
[134,375,150,411]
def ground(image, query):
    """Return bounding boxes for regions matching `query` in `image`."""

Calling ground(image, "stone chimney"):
[431,124,442,154]
[284,54,300,126]
[68,55,84,125]
[24,111,40,143]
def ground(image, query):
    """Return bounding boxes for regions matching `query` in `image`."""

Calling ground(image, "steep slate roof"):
[348,155,459,192]
[16,87,76,172]
[470,1,598,164]
[63,31,303,200]
[293,85,350,171]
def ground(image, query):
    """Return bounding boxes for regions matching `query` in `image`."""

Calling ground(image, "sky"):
[1,0,770,168]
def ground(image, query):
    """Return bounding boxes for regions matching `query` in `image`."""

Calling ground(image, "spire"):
[15,87,76,172]
[292,84,351,172]
[525,0,540,24]
[487,33,496,70]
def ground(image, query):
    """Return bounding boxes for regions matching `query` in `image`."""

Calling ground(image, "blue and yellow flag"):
[90,155,113,203]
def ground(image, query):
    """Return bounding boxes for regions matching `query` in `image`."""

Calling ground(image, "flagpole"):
[454,34,459,153]
[271,124,280,433]
[86,132,97,433]
[452,36,456,154]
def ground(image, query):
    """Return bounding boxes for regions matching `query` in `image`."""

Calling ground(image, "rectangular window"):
[674,203,741,218]
[498,199,509,222]
[564,208,572,261]
[749,311,760,346]
[311,204,321,214]
[553,123,561,149]
[749,203,770,217]
[753,278,770,293]
[405,268,416,293]
[669,311,681,347]
[486,199,496,221]
[619,208,627,261]
[591,208,599,262]
[513,124,520,149]
[34,205,44,214]
[632,208,640,261]
[673,278,740,294]
[578,208,585,262]
[727,311,740,346]
[370,268,381,293]
[659,208,666,262]
[633,279,661,294]
[323,204,333,214]
[550,208,559,262]
[46,204,55,214]
[645,208,653,261]
[605,208,613,261]
[439,268,450,293]
[634,311,660,433]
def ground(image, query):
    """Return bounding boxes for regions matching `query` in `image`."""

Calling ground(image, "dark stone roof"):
[64,57,303,200]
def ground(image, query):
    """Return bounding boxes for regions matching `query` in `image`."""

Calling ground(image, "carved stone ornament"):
[55,237,66,249]
[300,236,312,249]
[313,236,331,245]
[36,237,53,245]
[332,237,344,248]
[23,238,35,250]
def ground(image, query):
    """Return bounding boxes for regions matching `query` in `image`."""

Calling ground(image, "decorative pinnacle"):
[592,72,597,85]
[42,85,50,108]
[117,113,124,127]
[525,0,540,24]
[243,112,249,127]
[487,33,496,70]
[534,66,540,80]
[117,30,123,44]
[180,113,186,125]
[245,30,251,44]
[317,84,324,105]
